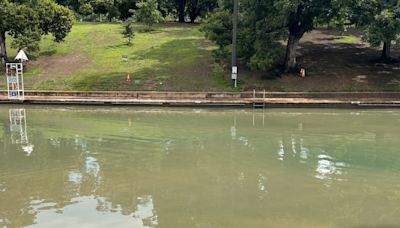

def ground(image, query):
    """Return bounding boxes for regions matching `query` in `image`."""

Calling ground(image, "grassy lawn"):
[4,22,229,91]
[4,23,400,92]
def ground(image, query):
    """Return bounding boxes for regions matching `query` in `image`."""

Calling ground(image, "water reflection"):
[315,154,347,186]
[133,195,158,227]
[257,173,268,199]
[299,139,308,161]
[30,195,157,227]
[0,107,400,227]
[278,139,285,161]
[9,109,34,156]
[278,136,311,163]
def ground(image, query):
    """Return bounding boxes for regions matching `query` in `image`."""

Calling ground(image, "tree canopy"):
[355,0,400,61]
[0,0,74,65]
[133,0,162,29]
[55,0,217,22]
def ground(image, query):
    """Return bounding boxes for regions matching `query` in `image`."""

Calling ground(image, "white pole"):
[15,64,20,100]
[20,62,24,99]
[6,64,10,99]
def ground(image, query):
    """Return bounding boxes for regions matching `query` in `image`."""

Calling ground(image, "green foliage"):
[347,0,400,59]
[132,0,162,29]
[365,9,400,47]
[202,9,231,47]
[203,0,284,71]
[79,1,95,15]
[212,63,225,79]
[77,0,123,21]
[123,18,135,45]
[0,0,74,63]
[107,5,121,21]
[204,0,338,72]
[56,0,218,23]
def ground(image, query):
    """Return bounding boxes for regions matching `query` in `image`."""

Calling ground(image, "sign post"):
[231,66,237,88]
[5,63,24,100]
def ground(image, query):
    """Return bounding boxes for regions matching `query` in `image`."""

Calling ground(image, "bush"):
[131,0,162,30]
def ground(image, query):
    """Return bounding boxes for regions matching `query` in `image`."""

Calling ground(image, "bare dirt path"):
[28,53,91,81]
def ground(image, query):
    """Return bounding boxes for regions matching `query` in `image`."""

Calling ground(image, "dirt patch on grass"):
[301,28,364,44]
[245,29,400,92]
[295,36,400,91]
[28,53,91,81]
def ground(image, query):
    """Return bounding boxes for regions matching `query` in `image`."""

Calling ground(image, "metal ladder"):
[253,89,266,109]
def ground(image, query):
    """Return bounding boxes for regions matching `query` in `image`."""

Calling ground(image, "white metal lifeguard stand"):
[6,63,24,99]
[5,50,28,100]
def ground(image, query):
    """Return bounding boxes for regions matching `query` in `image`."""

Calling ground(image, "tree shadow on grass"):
[46,38,215,91]
[62,51,221,92]
[58,72,138,91]
[132,38,211,67]
[40,49,57,56]
[293,41,400,91]
[106,43,128,49]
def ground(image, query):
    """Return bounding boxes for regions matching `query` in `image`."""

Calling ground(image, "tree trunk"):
[189,14,197,23]
[188,0,198,23]
[177,0,186,22]
[284,33,300,72]
[178,9,185,22]
[0,30,6,67]
[382,41,391,60]
[283,6,305,73]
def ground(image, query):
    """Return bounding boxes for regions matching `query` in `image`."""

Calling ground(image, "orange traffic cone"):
[126,74,132,82]
[299,68,306,78]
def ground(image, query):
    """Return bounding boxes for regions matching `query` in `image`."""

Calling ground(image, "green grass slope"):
[5,22,229,91]
[4,23,400,92]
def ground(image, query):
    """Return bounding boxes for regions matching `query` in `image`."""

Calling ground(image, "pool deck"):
[1,91,400,108]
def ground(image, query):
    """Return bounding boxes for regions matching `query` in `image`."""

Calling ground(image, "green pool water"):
[1,106,400,228]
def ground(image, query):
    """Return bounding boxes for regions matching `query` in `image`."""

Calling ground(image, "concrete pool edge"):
[2,91,400,108]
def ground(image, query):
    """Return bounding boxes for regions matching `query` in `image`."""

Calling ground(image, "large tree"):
[354,0,400,61]
[203,0,335,73]
[277,0,334,71]
[0,0,74,66]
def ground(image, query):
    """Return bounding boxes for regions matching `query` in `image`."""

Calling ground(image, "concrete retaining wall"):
[2,90,400,99]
